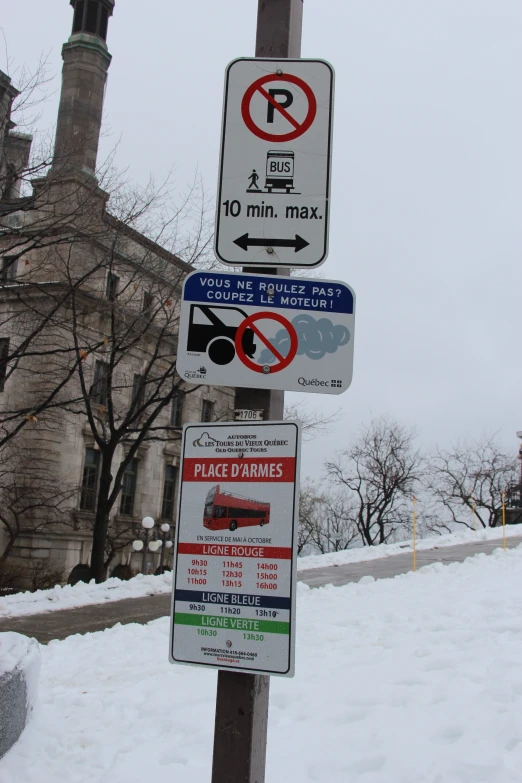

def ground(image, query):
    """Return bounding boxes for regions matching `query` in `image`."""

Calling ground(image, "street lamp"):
[156,522,174,572]
[131,517,174,574]
[132,516,156,574]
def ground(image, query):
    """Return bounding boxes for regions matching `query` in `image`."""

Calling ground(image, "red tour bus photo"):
[203,485,271,531]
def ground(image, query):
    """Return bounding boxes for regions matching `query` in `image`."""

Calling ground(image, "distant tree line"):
[298,417,520,554]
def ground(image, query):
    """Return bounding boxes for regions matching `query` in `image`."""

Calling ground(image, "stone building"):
[0,0,234,583]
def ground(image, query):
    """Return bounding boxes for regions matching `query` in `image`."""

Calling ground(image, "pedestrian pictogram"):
[240,73,317,143]
[215,58,334,268]
[177,270,355,395]
[234,312,298,373]
[247,169,261,191]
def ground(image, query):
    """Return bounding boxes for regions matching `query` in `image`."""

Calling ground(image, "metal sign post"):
[177,270,356,395]
[212,5,303,782]
[215,57,334,269]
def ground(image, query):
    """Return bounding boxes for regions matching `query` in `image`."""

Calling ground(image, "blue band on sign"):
[175,589,291,610]
[184,272,353,314]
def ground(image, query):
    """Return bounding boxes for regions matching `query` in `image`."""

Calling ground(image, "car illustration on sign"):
[187,304,256,366]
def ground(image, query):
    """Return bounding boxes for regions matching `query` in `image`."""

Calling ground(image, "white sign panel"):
[169,421,301,677]
[215,58,334,268]
[176,270,355,395]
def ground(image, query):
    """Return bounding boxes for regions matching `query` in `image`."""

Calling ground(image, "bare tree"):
[298,483,322,555]
[416,498,453,537]
[103,524,138,576]
[298,482,358,555]
[321,493,359,551]
[26,558,67,592]
[0,445,75,563]
[284,399,341,441]
[54,177,224,582]
[2,167,223,583]
[0,54,215,457]
[428,435,518,529]
[0,66,120,451]
[325,416,424,546]
[0,36,232,587]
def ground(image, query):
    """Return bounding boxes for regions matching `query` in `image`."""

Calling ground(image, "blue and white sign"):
[176,271,355,395]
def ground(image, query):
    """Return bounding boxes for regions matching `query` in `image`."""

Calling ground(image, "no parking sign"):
[215,58,334,268]
[241,72,317,143]
[176,270,355,395]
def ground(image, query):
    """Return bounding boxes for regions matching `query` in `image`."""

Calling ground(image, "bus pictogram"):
[246,150,300,195]
[203,485,270,532]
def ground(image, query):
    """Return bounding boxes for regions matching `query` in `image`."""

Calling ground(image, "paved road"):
[1,535,520,644]
[298,535,522,587]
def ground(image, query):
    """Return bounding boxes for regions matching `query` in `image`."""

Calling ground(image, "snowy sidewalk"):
[0,533,520,643]
[2,526,520,623]
[2,545,522,782]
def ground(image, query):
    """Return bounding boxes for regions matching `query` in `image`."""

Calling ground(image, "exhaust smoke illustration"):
[258,314,350,363]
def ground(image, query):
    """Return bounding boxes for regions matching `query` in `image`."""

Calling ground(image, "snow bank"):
[0,526,519,619]
[0,632,40,760]
[0,570,173,619]
[1,546,522,781]
[297,523,522,570]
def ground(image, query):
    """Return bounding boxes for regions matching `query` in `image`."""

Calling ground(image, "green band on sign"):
[174,612,290,635]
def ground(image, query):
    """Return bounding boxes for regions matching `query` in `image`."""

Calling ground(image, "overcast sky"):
[3,0,522,478]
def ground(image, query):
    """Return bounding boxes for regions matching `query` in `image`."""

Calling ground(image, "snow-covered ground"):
[2,545,522,782]
[0,525,520,619]
[0,570,174,619]
[296,523,522,570]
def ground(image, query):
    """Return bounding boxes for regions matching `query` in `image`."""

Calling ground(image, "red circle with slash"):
[235,312,298,373]
[241,73,317,143]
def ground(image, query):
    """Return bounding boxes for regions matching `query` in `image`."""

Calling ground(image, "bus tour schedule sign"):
[169,421,301,677]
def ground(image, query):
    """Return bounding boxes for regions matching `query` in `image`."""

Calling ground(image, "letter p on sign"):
[267,89,293,123]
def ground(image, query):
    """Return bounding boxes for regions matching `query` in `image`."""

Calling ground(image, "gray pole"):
[159,537,165,571]
[327,514,331,553]
[211,3,303,781]
[141,529,149,574]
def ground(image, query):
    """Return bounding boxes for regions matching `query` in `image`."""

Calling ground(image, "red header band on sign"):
[183,457,295,483]
[178,543,292,560]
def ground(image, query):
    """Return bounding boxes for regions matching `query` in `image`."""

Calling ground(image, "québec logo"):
[185,366,207,380]
[297,377,343,388]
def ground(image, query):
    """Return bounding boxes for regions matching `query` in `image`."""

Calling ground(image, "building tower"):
[53,0,115,177]
[0,72,33,201]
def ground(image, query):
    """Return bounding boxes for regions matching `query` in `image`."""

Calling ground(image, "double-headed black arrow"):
[233,233,310,253]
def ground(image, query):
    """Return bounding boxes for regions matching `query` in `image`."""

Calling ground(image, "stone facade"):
[0,1,235,582]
